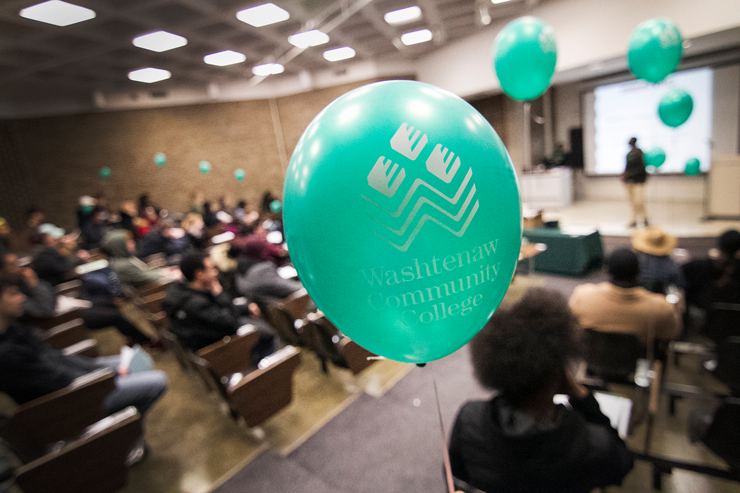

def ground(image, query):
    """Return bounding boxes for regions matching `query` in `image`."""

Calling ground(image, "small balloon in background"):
[645,147,666,168]
[685,158,701,175]
[100,167,111,178]
[659,89,693,128]
[628,18,683,83]
[199,161,211,174]
[492,16,557,101]
[270,200,282,213]
[154,152,166,166]
[234,168,246,181]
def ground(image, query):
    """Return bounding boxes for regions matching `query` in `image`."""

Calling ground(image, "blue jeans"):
[94,356,168,415]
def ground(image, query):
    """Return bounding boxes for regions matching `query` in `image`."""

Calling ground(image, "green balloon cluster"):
[685,158,701,175]
[234,168,246,181]
[493,16,557,101]
[283,80,521,363]
[199,161,211,174]
[269,200,282,213]
[154,152,166,166]
[645,148,666,168]
[100,167,111,178]
[658,89,693,128]
[628,18,683,83]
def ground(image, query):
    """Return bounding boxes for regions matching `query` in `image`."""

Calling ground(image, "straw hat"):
[631,227,677,256]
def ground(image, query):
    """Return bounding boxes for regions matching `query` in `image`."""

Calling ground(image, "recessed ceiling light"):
[384,6,421,25]
[128,68,171,83]
[133,31,187,52]
[491,0,511,4]
[288,30,329,48]
[19,0,95,27]
[252,63,284,76]
[323,47,356,62]
[400,29,432,46]
[204,50,247,66]
[237,3,289,27]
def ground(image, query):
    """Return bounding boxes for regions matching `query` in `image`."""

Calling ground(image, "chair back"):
[141,291,166,315]
[703,398,740,472]
[705,302,740,345]
[196,327,260,376]
[641,278,667,294]
[582,329,643,382]
[54,280,82,298]
[266,290,312,346]
[715,337,740,396]
[41,318,87,350]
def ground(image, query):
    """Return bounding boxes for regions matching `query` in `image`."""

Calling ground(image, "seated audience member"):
[18,207,46,253]
[261,191,277,214]
[118,200,141,240]
[136,220,178,259]
[188,191,205,215]
[232,249,303,305]
[0,275,168,415]
[631,227,684,293]
[80,207,108,251]
[0,217,18,256]
[30,227,87,286]
[449,288,633,493]
[76,195,97,231]
[1,252,55,320]
[181,213,207,252]
[682,229,740,310]
[103,230,165,288]
[231,222,287,266]
[163,252,275,365]
[569,248,681,345]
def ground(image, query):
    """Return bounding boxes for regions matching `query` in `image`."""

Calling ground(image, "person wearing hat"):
[569,248,681,346]
[622,137,648,228]
[631,227,684,294]
[0,218,17,256]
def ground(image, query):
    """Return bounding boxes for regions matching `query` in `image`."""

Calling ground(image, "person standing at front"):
[622,137,648,228]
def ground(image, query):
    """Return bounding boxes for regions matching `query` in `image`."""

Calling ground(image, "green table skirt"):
[522,227,604,277]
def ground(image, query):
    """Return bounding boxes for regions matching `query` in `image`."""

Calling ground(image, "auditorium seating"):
[304,315,376,375]
[40,318,99,358]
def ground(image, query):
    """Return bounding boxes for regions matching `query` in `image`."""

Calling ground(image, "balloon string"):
[433,377,455,493]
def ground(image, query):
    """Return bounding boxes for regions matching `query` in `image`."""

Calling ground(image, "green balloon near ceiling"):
[199,161,211,174]
[100,167,111,178]
[658,88,693,128]
[234,168,245,181]
[645,148,666,167]
[283,80,522,363]
[684,158,700,175]
[270,200,282,213]
[628,18,683,83]
[493,16,558,101]
[154,152,166,166]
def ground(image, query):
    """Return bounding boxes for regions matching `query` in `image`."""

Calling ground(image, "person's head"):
[180,252,217,288]
[0,253,21,279]
[138,193,150,212]
[121,200,137,217]
[0,217,11,237]
[606,248,640,287]
[470,288,579,407]
[0,274,25,323]
[25,208,44,228]
[717,230,740,258]
[628,137,637,148]
[182,213,204,234]
[236,200,247,210]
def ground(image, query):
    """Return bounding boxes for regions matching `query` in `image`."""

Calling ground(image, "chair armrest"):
[61,339,99,358]
[41,318,86,349]
[54,280,82,298]
[13,369,116,445]
[669,341,715,357]
[196,326,259,376]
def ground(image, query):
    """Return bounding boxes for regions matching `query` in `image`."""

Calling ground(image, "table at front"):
[521,227,604,277]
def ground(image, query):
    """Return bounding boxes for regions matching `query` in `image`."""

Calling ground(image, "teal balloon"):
[270,200,282,213]
[234,168,245,181]
[199,161,211,174]
[154,152,166,166]
[659,89,693,128]
[99,167,111,178]
[628,18,683,83]
[283,80,521,363]
[685,158,700,175]
[645,148,666,167]
[493,16,557,101]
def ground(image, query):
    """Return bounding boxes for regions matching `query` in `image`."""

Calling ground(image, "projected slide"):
[592,67,713,175]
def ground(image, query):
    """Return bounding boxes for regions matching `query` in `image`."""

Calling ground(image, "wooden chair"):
[265,289,312,347]
[54,279,82,298]
[140,291,166,316]
[40,318,99,358]
[12,407,143,493]
[136,280,171,298]
[581,329,643,386]
[28,308,83,331]
[143,253,167,269]
[193,333,301,427]
[305,315,376,375]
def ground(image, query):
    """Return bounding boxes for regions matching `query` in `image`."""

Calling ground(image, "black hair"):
[0,273,20,296]
[606,248,640,283]
[180,251,207,282]
[470,287,579,406]
[236,200,246,209]
[629,137,637,146]
[718,230,740,257]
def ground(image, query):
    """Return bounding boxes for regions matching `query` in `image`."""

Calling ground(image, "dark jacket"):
[32,246,83,286]
[624,148,647,183]
[81,221,106,251]
[235,258,302,305]
[162,281,248,352]
[19,279,56,319]
[0,323,101,404]
[449,394,633,493]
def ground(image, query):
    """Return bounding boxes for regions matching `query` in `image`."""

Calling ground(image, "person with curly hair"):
[449,287,633,493]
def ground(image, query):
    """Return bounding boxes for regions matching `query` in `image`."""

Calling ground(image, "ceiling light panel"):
[133,31,187,52]
[237,3,290,27]
[384,6,421,26]
[128,68,171,83]
[252,63,284,76]
[19,0,95,27]
[323,47,356,62]
[204,50,246,66]
[400,29,432,45]
[491,0,512,4]
[288,30,329,48]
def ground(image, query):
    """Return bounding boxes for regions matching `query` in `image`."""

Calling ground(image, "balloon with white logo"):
[283,80,521,363]
[628,18,683,83]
